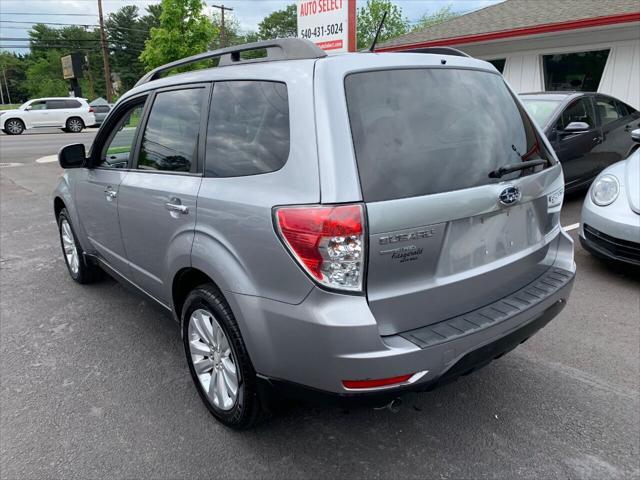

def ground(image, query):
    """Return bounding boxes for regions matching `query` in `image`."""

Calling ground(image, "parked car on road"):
[90,104,111,126]
[580,129,640,266]
[0,97,96,135]
[53,39,576,429]
[520,92,640,192]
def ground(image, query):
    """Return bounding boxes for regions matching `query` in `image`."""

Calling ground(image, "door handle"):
[593,136,602,144]
[165,201,189,215]
[104,187,117,201]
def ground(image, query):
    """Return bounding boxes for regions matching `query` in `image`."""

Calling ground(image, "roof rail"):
[400,47,471,58]
[135,38,327,87]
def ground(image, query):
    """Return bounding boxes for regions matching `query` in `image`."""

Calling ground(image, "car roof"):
[519,92,585,101]
[29,97,87,102]
[122,51,497,103]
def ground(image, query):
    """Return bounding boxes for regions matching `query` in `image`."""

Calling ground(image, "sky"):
[0,0,502,53]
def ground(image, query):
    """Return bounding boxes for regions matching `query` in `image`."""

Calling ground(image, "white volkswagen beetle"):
[580,129,640,266]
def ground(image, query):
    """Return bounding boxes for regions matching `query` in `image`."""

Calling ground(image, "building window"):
[488,58,506,73]
[543,50,609,92]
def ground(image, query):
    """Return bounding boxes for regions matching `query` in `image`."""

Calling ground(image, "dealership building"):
[378,0,640,109]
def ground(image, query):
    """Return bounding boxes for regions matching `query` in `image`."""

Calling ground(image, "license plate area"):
[439,202,545,276]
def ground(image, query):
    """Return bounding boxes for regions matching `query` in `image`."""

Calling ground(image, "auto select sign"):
[297,0,356,54]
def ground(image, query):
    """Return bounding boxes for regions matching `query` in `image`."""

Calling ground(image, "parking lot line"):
[563,223,580,232]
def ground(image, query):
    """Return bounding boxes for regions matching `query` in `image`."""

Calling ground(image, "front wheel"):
[4,119,24,135]
[57,208,101,283]
[65,117,84,133]
[182,285,266,429]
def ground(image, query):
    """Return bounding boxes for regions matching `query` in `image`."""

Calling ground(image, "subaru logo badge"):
[499,185,521,206]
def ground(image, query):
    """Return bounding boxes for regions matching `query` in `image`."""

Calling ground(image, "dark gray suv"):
[54,39,576,429]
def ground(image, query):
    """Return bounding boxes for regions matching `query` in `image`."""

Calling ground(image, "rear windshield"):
[345,68,552,202]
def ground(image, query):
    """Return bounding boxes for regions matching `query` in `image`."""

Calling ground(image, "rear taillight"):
[88,107,94,113]
[275,204,365,292]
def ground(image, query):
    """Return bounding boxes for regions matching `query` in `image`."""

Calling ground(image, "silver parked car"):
[53,39,576,429]
[580,130,640,266]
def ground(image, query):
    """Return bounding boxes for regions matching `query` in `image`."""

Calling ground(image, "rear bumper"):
[227,231,575,396]
[258,296,568,407]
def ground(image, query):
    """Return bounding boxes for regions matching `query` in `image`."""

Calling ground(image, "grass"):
[0,104,19,111]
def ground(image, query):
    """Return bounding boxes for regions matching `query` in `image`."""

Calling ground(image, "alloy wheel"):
[6,120,23,134]
[68,119,83,132]
[60,219,79,275]
[188,308,239,411]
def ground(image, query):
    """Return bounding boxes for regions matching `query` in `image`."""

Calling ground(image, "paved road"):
[1,132,639,479]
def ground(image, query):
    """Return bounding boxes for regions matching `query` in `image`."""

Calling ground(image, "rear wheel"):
[182,284,266,429]
[65,117,84,133]
[4,119,24,135]
[57,208,101,283]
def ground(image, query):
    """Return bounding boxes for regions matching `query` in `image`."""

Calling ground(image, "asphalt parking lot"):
[1,130,639,479]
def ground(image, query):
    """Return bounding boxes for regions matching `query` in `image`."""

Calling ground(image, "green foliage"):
[257,4,297,39]
[0,52,29,104]
[411,4,458,31]
[24,51,69,98]
[356,0,408,50]
[106,5,159,92]
[140,0,215,71]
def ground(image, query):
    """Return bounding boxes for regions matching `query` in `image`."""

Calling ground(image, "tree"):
[411,5,458,31]
[27,24,106,99]
[140,0,214,71]
[0,52,29,104]
[257,4,297,40]
[106,5,153,92]
[357,0,408,50]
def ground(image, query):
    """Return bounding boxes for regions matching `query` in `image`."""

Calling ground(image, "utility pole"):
[0,72,4,104]
[2,68,11,105]
[212,4,233,48]
[97,0,113,102]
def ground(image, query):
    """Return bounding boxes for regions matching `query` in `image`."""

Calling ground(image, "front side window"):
[557,98,596,130]
[596,97,624,125]
[205,81,290,177]
[99,103,145,169]
[345,68,552,202]
[29,101,47,111]
[137,88,205,173]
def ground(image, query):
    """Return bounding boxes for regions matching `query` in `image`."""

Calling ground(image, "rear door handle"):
[165,200,189,215]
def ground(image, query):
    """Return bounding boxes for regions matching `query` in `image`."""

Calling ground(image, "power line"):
[2,13,99,17]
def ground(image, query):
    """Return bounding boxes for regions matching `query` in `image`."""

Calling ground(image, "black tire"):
[57,208,101,284]
[4,118,24,135]
[65,117,84,133]
[182,284,266,429]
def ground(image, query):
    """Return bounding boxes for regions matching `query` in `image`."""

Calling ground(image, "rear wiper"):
[488,159,547,179]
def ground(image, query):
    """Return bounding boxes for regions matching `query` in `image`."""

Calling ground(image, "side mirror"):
[24,105,32,111]
[631,128,640,143]
[58,144,86,169]
[562,121,590,133]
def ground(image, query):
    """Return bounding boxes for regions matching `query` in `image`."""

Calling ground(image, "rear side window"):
[345,68,552,202]
[137,88,205,173]
[205,81,289,177]
[65,100,82,109]
[46,100,68,109]
[596,97,624,125]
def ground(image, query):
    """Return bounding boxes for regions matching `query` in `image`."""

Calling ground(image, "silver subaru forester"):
[53,39,576,429]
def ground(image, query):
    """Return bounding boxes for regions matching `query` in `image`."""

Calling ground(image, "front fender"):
[53,174,89,251]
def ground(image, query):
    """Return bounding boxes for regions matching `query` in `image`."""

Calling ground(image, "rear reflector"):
[342,374,413,390]
[274,204,365,292]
